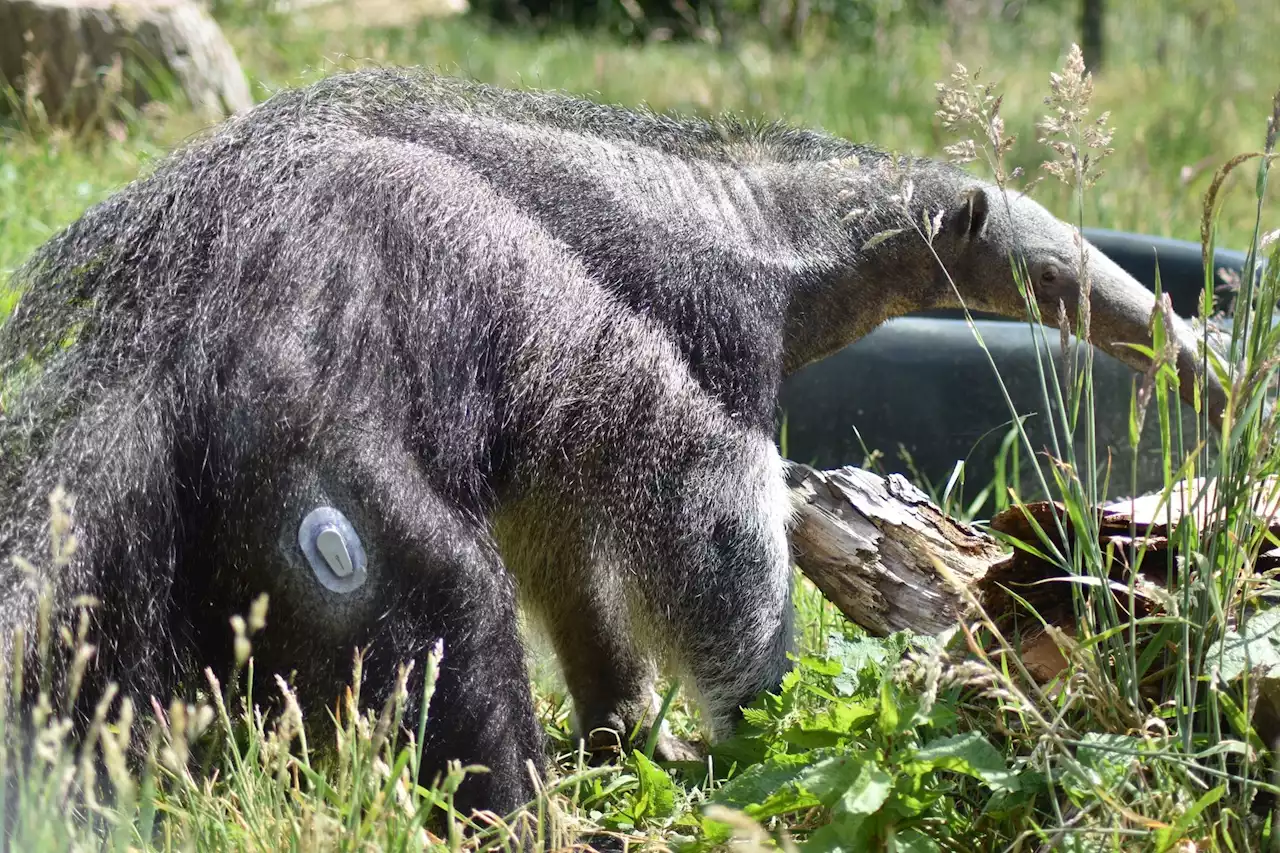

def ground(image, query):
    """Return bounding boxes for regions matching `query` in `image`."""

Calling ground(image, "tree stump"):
[0,0,253,130]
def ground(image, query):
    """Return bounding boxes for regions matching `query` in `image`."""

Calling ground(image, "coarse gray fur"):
[0,67,1223,820]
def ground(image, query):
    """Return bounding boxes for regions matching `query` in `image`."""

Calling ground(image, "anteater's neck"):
[756,153,978,374]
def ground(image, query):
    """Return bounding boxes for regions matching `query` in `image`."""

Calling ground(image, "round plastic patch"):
[298,506,368,594]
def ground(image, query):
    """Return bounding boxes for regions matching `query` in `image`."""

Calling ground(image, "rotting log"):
[781,458,1085,684]
[783,461,1008,637]
[784,461,1280,684]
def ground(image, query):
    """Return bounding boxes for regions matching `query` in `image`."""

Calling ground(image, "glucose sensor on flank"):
[298,506,368,593]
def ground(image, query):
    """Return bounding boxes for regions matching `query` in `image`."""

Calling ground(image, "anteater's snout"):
[1079,243,1227,433]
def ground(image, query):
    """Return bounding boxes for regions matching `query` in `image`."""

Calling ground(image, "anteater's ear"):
[951,187,989,241]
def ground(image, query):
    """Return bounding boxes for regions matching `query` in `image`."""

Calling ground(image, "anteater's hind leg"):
[227,438,547,821]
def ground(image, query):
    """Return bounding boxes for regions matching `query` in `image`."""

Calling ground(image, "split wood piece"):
[782,460,1081,682]
[783,461,1009,637]
[985,476,1280,611]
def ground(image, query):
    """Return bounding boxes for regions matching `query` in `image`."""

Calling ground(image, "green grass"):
[4,2,1280,850]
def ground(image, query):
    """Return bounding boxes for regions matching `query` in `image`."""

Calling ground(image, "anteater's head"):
[927,182,1227,430]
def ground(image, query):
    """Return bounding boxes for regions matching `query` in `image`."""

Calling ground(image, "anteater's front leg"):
[659,433,797,739]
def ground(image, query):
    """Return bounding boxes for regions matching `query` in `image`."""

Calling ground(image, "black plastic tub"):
[776,229,1250,500]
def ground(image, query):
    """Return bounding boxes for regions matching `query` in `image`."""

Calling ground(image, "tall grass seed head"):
[1036,43,1115,190]
[230,614,251,666]
[935,63,1016,181]
[248,592,269,634]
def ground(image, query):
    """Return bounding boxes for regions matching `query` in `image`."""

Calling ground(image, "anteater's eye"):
[1040,264,1059,284]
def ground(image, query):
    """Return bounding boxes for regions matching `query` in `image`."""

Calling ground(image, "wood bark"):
[783,461,1007,637]
[0,0,253,130]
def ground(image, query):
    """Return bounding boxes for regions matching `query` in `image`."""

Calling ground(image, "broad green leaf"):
[828,634,891,671]
[831,761,892,817]
[1073,733,1145,791]
[709,731,772,771]
[799,653,846,677]
[711,749,894,823]
[888,827,942,853]
[912,732,1021,793]
[876,679,900,737]
[1243,606,1280,644]
[631,751,677,821]
[803,813,875,853]
[711,752,822,819]
[792,755,889,811]
[1077,733,1140,770]
[781,726,850,750]
[827,632,925,696]
[783,700,879,748]
[1205,627,1280,682]
[697,815,734,846]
